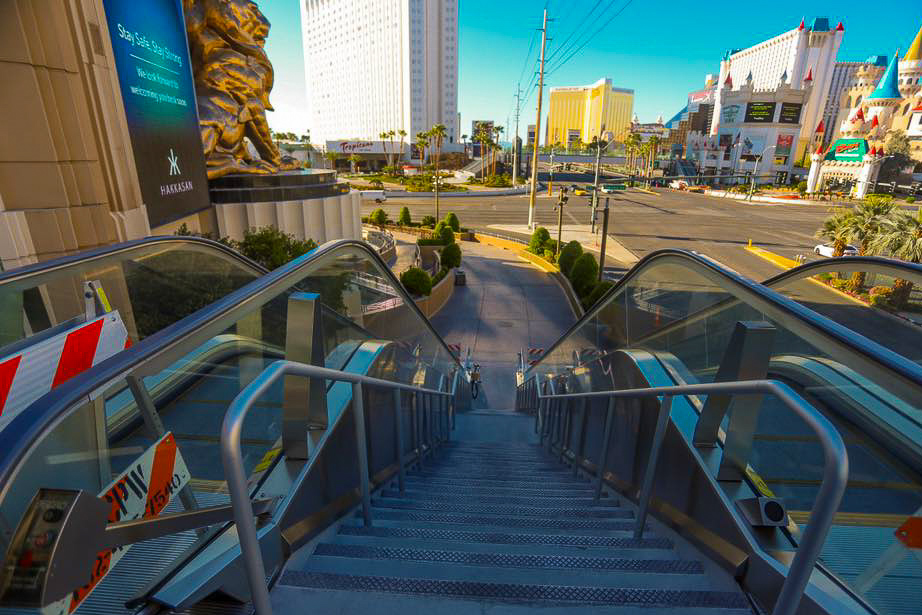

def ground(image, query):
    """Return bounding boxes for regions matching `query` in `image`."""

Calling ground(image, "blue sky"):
[262,0,918,140]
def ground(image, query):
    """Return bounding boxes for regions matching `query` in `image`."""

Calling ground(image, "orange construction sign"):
[895,516,922,549]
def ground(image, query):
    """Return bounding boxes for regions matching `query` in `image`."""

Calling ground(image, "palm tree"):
[623,133,640,173]
[324,150,340,170]
[815,208,852,258]
[842,197,895,291]
[348,153,361,174]
[647,135,661,176]
[474,128,490,181]
[461,134,468,156]
[492,126,504,175]
[397,129,407,169]
[430,123,448,219]
[416,131,429,165]
[870,207,922,309]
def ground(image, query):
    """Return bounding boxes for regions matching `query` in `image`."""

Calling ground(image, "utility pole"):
[590,123,605,233]
[598,197,610,281]
[512,85,522,186]
[528,9,549,230]
[554,188,568,258]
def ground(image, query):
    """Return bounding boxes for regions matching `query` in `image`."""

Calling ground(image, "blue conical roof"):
[867,51,902,100]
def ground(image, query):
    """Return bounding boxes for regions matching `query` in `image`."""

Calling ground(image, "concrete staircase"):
[275,440,753,613]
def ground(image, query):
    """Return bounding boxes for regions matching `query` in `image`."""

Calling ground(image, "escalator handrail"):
[0,235,268,285]
[762,254,922,287]
[0,238,461,494]
[524,248,922,389]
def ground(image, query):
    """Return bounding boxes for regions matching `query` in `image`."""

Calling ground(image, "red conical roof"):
[852,108,865,122]
[835,22,844,32]
[724,74,733,87]
[871,115,879,128]
[877,148,884,156]
[869,146,877,155]
[804,67,813,82]
[815,119,825,133]
[816,143,825,154]
[798,18,805,31]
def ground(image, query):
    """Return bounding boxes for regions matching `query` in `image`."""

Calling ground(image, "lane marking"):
[744,245,866,306]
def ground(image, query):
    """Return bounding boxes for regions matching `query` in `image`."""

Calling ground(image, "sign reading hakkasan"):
[778,102,803,124]
[744,102,776,123]
[102,0,210,228]
[824,138,870,162]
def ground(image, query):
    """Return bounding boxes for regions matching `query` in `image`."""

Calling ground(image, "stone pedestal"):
[208,170,358,244]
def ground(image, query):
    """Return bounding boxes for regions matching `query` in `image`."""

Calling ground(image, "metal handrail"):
[0,235,267,284]
[222,360,452,615]
[763,255,922,288]
[530,377,848,615]
[0,238,462,499]
[523,249,922,391]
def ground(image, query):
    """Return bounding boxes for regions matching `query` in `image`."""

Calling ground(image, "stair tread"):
[378,489,610,505]
[370,497,626,518]
[279,570,750,609]
[362,509,640,531]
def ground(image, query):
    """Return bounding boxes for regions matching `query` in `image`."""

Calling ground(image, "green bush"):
[400,267,432,296]
[545,239,559,255]
[557,240,583,277]
[235,226,317,270]
[569,252,599,297]
[869,286,893,308]
[445,212,460,232]
[796,180,808,195]
[528,227,551,254]
[421,215,437,228]
[398,206,412,226]
[418,238,449,246]
[433,221,455,244]
[440,242,462,268]
[581,280,614,310]
[542,249,556,263]
[370,208,388,226]
[907,197,916,204]
[432,266,450,285]
[369,178,384,189]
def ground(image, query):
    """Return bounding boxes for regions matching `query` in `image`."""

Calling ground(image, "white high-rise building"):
[820,61,863,147]
[712,17,843,161]
[300,0,459,151]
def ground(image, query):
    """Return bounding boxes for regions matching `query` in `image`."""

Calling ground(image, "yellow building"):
[545,78,634,146]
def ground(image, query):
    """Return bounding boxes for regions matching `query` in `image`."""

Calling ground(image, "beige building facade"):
[0,0,151,271]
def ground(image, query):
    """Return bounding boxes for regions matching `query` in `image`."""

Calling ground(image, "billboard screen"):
[778,103,803,124]
[775,134,794,157]
[744,102,776,123]
[825,139,869,162]
[103,0,210,228]
[740,134,767,159]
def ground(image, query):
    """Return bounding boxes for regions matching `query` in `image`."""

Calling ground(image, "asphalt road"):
[361,183,832,283]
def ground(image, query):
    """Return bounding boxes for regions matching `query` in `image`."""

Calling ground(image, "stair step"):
[378,489,608,506]
[299,553,708,590]
[401,477,598,495]
[312,544,702,574]
[279,571,750,609]
[431,457,563,469]
[415,464,572,476]
[337,525,673,549]
[362,509,638,531]
[370,497,626,518]
[442,442,540,451]
[437,451,555,463]
[408,469,583,483]
[426,461,566,473]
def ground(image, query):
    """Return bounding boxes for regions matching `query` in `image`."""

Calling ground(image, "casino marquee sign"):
[824,139,870,162]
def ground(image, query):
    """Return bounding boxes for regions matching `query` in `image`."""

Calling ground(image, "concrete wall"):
[0,0,149,270]
[414,271,454,318]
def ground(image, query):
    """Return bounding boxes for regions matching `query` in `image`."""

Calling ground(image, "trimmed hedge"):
[569,253,599,297]
[557,240,583,276]
[433,221,455,244]
[445,212,460,232]
[400,267,432,296]
[528,227,550,254]
[421,215,436,227]
[370,208,388,226]
[398,206,412,225]
[441,242,462,268]
[581,280,613,310]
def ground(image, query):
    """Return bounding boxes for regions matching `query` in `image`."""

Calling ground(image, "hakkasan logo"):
[160,147,193,196]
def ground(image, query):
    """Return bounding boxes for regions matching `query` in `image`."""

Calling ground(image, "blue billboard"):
[103,0,210,227]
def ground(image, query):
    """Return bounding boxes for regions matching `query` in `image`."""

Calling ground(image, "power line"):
[517,29,538,87]
[547,0,634,77]
[545,0,606,63]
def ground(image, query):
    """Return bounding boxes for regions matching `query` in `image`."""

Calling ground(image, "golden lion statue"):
[183,0,299,179]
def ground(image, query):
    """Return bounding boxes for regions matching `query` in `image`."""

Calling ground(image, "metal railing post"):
[352,382,372,527]
[595,397,615,502]
[393,389,406,494]
[634,395,672,538]
[415,391,424,467]
[559,398,570,464]
[574,397,587,477]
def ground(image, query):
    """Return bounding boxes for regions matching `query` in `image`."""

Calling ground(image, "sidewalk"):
[487,224,639,267]
[388,229,421,274]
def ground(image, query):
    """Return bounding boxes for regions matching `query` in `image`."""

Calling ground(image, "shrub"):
[796,180,808,195]
[445,212,460,232]
[906,197,916,204]
[361,216,369,223]
[421,215,437,228]
[433,221,455,244]
[440,242,462,268]
[398,206,412,226]
[869,286,893,308]
[400,267,432,296]
[542,248,556,263]
[569,252,599,297]
[581,280,614,310]
[432,266,450,285]
[557,240,583,277]
[370,208,388,226]
[528,227,551,254]
[545,239,559,255]
[369,179,384,189]
[235,226,318,270]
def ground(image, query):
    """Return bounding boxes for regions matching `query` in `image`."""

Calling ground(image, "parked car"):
[572,186,590,196]
[814,243,858,257]
[600,184,624,194]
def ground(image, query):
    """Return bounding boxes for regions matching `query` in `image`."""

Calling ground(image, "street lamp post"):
[748,145,776,201]
[722,143,743,197]
[554,188,569,259]
[548,148,555,196]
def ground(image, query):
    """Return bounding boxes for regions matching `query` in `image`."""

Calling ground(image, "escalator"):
[0,242,919,615]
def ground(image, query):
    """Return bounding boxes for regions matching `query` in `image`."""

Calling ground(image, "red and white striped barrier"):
[447,344,461,356]
[0,312,129,428]
[528,348,544,356]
